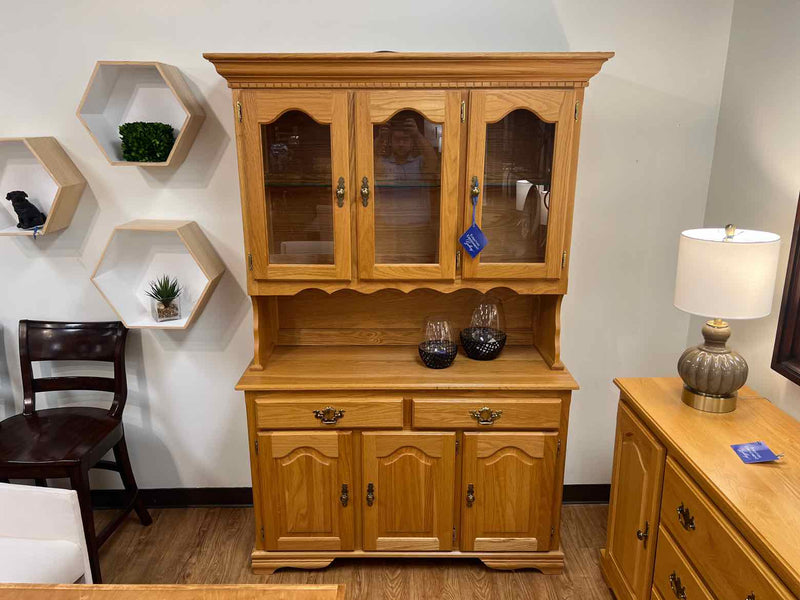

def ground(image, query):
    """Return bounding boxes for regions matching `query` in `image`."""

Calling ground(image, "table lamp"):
[674,225,780,413]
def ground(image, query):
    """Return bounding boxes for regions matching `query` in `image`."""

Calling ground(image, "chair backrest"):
[19,320,128,419]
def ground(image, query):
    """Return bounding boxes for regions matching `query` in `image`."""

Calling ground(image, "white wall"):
[697,0,800,420]
[0,0,734,488]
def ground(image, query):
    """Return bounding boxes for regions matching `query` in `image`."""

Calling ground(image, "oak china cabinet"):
[205,51,612,575]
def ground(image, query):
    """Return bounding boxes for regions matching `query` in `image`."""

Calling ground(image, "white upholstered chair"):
[0,483,92,583]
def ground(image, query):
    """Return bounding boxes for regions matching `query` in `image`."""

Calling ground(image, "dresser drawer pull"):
[669,571,687,600]
[636,520,650,546]
[676,502,696,531]
[745,594,756,600]
[366,482,375,507]
[312,406,345,425]
[470,406,503,425]
[340,483,349,507]
[466,483,475,507]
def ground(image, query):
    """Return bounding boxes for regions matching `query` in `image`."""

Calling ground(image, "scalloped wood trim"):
[233,81,590,89]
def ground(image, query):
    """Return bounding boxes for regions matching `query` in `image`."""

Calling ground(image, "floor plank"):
[96,505,613,600]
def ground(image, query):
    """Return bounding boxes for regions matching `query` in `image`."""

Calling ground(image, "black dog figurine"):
[6,190,46,230]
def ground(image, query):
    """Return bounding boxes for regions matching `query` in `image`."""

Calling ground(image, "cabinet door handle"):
[636,521,649,546]
[745,594,756,600]
[335,176,346,208]
[312,406,344,425]
[470,175,480,200]
[360,176,370,207]
[676,502,696,531]
[366,482,375,506]
[340,483,349,507]
[470,406,502,425]
[669,571,686,599]
[466,483,475,507]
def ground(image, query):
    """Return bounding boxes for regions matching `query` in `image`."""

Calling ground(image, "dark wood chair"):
[0,320,151,583]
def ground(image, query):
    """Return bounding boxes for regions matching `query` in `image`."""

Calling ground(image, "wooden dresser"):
[601,378,800,600]
[204,52,612,575]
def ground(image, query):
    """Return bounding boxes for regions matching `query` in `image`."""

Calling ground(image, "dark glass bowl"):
[460,327,507,360]
[418,340,458,369]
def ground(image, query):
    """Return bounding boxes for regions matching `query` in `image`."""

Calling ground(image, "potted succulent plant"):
[145,274,182,322]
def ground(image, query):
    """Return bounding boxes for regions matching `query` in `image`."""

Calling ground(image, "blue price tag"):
[460,192,488,257]
[731,441,782,464]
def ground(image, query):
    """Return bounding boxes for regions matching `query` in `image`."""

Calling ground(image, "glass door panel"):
[463,90,575,280]
[263,111,334,265]
[240,90,351,280]
[356,91,460,281]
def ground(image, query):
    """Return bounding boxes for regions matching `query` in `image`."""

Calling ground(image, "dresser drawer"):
[661,457,794,600]
[412,398,561,430]
[654,526,714,600]
[254,396,403,429]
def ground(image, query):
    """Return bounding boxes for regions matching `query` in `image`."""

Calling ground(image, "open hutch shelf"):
[0,137,86,236]
[206,51,612,576]
[77,61,205,167]
[91,219,224,329]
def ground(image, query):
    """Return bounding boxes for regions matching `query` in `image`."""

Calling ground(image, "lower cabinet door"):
[460,432,558,552]
[258,431,354,551]
[603,402,666,600]
[362,432,456,551]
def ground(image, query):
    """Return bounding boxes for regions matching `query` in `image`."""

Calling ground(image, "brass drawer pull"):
[636,521,649,546]
[340,484,349,507]
[470,406,502,425]
[677,502,696,531]
[366,482,375,507]
[669,571,686,599]
[313,406,345,425]
[466,483,475,507]
[335,176,346,208]
[360,176,370,207]
[746,594,756,600]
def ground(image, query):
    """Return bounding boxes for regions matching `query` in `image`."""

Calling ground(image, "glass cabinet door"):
[240,90,351,280]
[462,90,575,280]
[355,91,461,280]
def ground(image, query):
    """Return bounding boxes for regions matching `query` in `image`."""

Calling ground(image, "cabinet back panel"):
[274,287,535,346]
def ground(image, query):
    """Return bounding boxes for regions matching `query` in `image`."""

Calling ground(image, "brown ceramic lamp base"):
[677,319,748,413]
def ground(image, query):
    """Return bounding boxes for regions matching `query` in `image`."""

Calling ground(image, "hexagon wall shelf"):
[77,62,205,167]
[0,137,86,236]
[91,220,224,329]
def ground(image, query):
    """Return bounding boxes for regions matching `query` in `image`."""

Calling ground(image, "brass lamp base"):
[677,319,748,413]
[681,387,737,413]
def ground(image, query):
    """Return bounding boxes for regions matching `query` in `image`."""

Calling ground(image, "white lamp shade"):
[674,228,781,319]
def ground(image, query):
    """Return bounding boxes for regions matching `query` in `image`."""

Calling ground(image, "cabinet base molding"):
[598,549,633,600]
[251,548,564,575]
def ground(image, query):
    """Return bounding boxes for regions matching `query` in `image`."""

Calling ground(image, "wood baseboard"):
[89,484,609,509]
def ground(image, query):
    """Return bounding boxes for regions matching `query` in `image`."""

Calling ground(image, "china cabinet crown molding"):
[206,51,610,577]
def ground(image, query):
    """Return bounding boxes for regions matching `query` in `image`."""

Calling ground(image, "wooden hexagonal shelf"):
[91,220,224,329]
[0,137,86,236]
[77,61,205,167]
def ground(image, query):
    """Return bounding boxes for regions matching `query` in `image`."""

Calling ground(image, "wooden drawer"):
[653,526,714,600]
[254,396,403,429]
[661,457,794,600]
[412,398,561,430]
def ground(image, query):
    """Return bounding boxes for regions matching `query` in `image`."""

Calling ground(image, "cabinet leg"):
[481,555,564,574]
[252,558,335,576]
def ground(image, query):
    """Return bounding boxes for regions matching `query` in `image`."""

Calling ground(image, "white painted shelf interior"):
[0,141,58,234]
[93,229,209,329]
[78,63,188,163]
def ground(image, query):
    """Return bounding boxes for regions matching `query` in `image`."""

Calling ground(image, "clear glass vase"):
[418,316,457,369]
[151,297,181,323]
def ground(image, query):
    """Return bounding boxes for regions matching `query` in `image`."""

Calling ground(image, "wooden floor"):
[97,505,613,600]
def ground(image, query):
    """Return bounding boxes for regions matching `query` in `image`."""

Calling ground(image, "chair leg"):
[70,466,102,584]
[113,436,151,526]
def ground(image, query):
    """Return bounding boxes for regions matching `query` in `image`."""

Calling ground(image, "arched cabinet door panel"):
[460,432,559,552]
[257,431,354,551]
[362,432,456,551]
[462,89,576,280]
[355,90,461,281]
[604,403,666,600]
[239,90,352,281]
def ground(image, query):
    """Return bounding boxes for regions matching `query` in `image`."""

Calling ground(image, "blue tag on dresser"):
[731,441,782,464]
[459,223,488,258]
